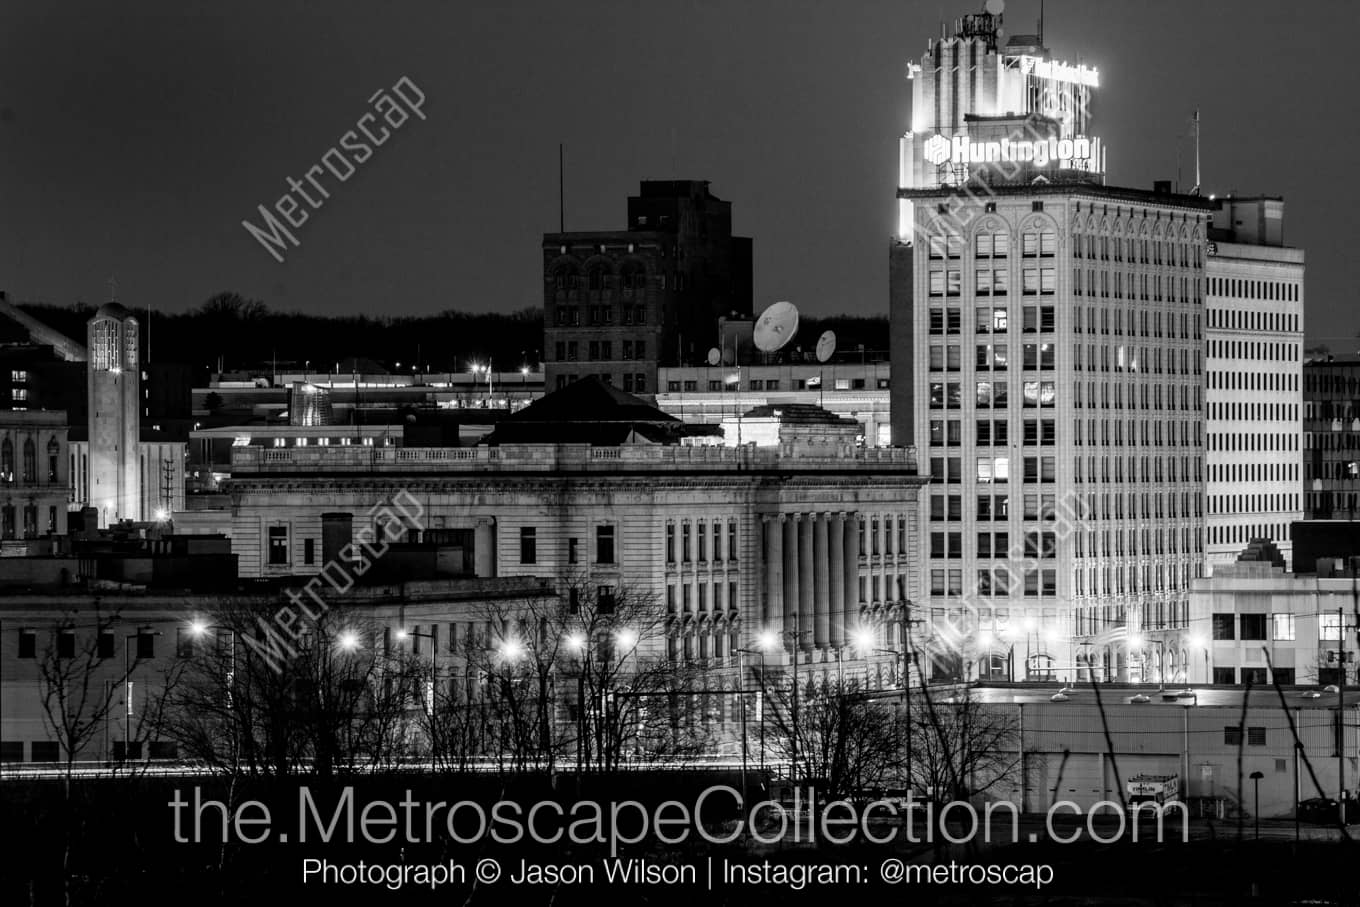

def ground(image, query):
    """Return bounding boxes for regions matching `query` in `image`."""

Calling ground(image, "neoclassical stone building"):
[187,380,927,688]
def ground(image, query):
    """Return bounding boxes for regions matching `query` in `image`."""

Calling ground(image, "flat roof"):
[899,180,1218,212]
[966,683,1355,710]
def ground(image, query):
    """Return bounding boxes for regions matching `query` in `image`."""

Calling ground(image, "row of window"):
[0,438,60,485]
[930,530,1057,560]
[1212,612,1355,641]
[927,230,1055,259]
[665,520,740,564]
[550,303,650,326]
[1075,306,1200,338]
[552,339,647,362]
[1207,521,1296,546]
[520,525,616,566]
[929,267,1056,297]
[15,628,160,659]
[1208,277,1300,304]
[666,580,740,613]
[1073,269,1200,305]
[929,567,1057,597]
[0,505,59,540]
[928,304,1055,335]
[1073,560,1200,598]
[932,380,1056,409]
[1208,339,1299,364]
[1072,233,1200,268]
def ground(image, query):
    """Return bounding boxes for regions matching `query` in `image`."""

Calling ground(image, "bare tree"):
[160,598,422,779]
[760,675,905,800]
[909,686,1020,806]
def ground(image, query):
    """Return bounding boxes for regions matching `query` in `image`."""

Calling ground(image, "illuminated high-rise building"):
[891,4,1214,683]
[86,302,141,526]
[1203,196,1305,570]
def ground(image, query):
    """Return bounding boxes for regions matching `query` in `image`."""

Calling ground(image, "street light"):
[1250,770,1264,839]
[396,627,438,712]
[758,624,809,786]
[1189,633,1209,684]
[735,646,767,774]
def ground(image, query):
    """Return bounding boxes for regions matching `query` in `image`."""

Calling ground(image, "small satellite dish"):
[815,330,836,364]
[984,0,1005,14]
[753,301,799,353]
[706,347,721,366]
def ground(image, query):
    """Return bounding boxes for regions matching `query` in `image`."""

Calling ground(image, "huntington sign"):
[923,134,1100,170]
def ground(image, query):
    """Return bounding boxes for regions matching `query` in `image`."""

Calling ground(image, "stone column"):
[474,517,495,577]
[763,514,784,637]
[799,513,814,652]
[783,515,799,650]
[843,513,859,629]
[813,513,830,649]
[829,512,845,649]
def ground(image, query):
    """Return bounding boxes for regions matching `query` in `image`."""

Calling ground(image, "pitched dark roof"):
[740,403,858,427]
[483,376,715,446]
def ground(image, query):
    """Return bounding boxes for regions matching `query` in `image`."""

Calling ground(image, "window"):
[136,632,156,659]
[665,524,675,562]
[1213,667,1236,684]
[1247,727,1267,746]
[57,630,76,659]
[682,523,691,562]
[1211,613,1235,640]
[267,526,288,565]
[568,537,579,565]
[598,585,616,615]
[519,527,537,564]
[1240,614,1267,641]
[303,537,315,565]
[728,522,738,561]
[595,522,617,562]
[176,627,196,658]
[1223,726,1243,746]
[97,631,114,659]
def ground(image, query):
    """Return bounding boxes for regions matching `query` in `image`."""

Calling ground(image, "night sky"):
[0,0,1354,347]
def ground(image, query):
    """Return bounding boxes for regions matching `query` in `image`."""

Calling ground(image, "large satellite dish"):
[753,301,799,353]
[706,347,721,366]
[815,330,837,364]
[984,0,1005,14]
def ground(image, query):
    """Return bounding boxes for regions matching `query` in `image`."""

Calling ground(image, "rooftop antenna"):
[107,276,117,303]
[558,143,565,233]
[1038,0,1043,46]
[1191,110,1202,196]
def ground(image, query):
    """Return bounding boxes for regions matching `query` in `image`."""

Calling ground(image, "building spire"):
[107,275,118,303]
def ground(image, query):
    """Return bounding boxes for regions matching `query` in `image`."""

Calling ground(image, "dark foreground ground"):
[2,773,1356,906]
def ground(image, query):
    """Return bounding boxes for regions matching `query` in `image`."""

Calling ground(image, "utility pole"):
[1340,605,1347,829]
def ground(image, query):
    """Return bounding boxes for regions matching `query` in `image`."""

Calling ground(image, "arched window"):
[46,438,59,483]
[0,439,12,481]
[21,439,36,484]
[588,267,608,291]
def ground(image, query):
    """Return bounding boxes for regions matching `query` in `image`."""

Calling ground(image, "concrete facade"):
[1204,198,1305,570]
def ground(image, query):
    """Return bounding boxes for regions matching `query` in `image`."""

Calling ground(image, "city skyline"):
[0,0,1355,349]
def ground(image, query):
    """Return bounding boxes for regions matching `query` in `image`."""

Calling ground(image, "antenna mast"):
[1191,110,1201,196]
[558,143,565,233]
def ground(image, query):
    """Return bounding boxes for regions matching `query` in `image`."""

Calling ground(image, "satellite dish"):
[815,330,837,364]
[984,0,1005,14]
[753,301,799,353]
[706,347,721,366]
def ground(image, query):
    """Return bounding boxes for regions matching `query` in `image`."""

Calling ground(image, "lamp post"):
[396,627,438,713]
[735,647,766,773]
[1189,633,1209,685]
[1249,770,1264,839]
[566,631,589,775]
[758,624,808,786]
